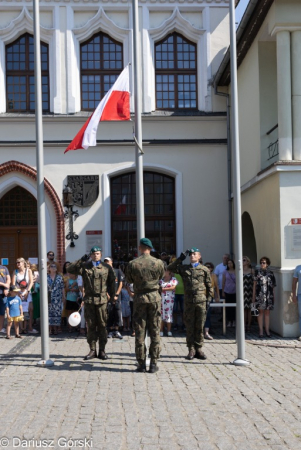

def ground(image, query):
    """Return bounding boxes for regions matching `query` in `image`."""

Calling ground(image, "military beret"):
[140,237,153,249]
[90,246,102,253]
[189,247,200,254]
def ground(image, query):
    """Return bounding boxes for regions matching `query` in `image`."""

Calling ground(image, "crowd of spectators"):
[0,249,289,341]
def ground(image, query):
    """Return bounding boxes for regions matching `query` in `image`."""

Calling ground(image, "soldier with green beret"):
[168,248,213,361]
[67,246,115,361]
[125,237,165,373]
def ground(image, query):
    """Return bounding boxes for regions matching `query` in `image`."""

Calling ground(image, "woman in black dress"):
[252,256,276,338]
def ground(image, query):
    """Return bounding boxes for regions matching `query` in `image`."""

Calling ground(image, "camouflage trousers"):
[133,301,161,365]
[84,302,107,352]
[184,301,206,351]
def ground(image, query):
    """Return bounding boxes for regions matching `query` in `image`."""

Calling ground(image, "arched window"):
[80,32,123,111]
[6,33,49,112]
[111,171,176,261]
[155,32,197,110]
[0,186,37,227]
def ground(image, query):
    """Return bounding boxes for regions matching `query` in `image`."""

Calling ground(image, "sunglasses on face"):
[260,261,267,265]
[50,265,57,268]
[48,254,54,257]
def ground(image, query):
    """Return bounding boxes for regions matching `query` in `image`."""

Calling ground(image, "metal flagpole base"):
[232,358,250,366]
[37,359,54,367]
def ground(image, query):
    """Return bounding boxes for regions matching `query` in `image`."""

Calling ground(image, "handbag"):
[48,275,57,304]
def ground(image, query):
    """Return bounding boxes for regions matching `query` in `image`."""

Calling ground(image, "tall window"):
[6,33,49,112]
[80,32,123,111]
[111,172,176,261]
[155,32,197,110]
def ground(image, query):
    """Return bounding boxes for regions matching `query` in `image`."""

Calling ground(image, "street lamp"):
[63,185,79,248]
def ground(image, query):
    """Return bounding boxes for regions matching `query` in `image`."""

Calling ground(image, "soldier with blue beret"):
[168,248,213,361]
[67,246,115,361]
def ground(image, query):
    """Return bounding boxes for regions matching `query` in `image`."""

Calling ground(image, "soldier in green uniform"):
[67,246,115,361]
[125,238,165,373]
[168,248,213,361]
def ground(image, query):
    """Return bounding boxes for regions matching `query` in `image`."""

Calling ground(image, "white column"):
[292,30,301,160]
[276,31,293,160]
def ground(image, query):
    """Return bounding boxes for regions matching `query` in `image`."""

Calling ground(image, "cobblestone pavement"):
[0,324,301,450]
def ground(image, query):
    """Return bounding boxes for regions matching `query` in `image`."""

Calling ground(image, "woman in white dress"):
[159,269,178,337]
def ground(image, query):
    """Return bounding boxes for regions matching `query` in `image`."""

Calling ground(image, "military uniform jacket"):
[67,259,115,305]
[167,258,213,303]
[125,254,165,304]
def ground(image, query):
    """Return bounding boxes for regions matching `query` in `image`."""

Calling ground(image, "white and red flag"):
[64,65,130,153]
[115,195,127,215]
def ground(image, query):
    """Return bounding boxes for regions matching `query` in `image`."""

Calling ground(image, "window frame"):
[110,171,176,260]
[5,33,50,113]
[155,31,198,111]
[80,31,124,111]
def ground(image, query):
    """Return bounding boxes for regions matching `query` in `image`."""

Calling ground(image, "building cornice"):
[214,0,274,87]
[0,0,231,4]
[241,162,301,194]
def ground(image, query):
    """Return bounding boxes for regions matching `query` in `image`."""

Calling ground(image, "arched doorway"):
[0,186,38,274]
[111,171,176,261]
[242,212,257,265]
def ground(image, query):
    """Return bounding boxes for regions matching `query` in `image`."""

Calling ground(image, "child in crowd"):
[107,296,123,339]
[65,273,80,332]
[121,282,131,331]
[5,285,23,339]
[19,280,31,334]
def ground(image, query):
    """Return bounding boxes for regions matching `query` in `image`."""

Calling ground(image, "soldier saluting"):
[168,248,213,361]
[125,238,165,373]
[67,246,115,361]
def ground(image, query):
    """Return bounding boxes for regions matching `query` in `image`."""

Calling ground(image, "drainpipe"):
[214,84,233,258]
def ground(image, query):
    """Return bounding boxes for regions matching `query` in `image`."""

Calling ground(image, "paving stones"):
[0,329,301,449]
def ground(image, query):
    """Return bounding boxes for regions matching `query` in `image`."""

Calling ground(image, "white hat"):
[104,257,112,262]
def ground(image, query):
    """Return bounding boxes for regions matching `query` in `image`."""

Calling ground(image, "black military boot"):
[194,349,207,360]
[186,349,195,360]
[83,350,96,361]
[98,350,108,360]
[149,362,159,373]
[136,362,146,373]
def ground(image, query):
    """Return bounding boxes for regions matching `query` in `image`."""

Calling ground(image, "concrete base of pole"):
[232,358,250,367]
[37,359,54,367]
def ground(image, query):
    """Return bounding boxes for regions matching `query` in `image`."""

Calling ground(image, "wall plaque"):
[67,175,99,207]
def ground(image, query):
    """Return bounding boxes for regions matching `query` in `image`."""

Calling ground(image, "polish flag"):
[115,195,127,215]
[64,65,130,153]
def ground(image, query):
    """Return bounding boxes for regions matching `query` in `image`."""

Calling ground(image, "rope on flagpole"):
[133,127,144,154]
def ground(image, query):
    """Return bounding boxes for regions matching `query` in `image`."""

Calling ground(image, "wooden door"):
[0,186,38,275]
[0,228,38,275]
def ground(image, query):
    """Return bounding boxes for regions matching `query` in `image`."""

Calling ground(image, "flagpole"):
[33,0,54,367]
[229,0,249,367]
[132,0,145,247]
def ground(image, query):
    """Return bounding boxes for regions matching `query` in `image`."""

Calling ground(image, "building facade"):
[215,0,301,337]
[0,0,230,275]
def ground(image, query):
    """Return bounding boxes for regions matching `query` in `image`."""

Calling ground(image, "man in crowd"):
[67,246,115,360]
[214,253,230,298]
[47,250,61,273]
[292,263,301,341]
[0,262,10,333]
[125,238,165,373]
[104,257,123,338]
[168,248,213,360]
